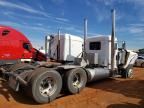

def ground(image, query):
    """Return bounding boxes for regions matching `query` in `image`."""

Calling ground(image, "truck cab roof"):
[0,25,30,42]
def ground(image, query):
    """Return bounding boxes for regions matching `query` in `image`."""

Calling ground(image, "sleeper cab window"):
[2,30,10,36]
[89,42,101,50]
[23,43,31,51]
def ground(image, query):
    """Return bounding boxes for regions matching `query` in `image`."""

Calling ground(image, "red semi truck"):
[0,25,46,66]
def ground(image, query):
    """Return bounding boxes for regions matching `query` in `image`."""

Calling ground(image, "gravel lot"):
[0,67,144,108]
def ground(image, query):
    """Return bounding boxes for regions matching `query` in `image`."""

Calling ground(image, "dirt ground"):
[0,67,144,108]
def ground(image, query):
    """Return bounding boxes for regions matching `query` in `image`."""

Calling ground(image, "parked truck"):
[2,10,138,104]
[0,25,46,71]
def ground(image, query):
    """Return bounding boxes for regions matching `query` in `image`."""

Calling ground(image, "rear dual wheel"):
[29,68,62,104]
[28,67,87,103]
[64,68,87,94]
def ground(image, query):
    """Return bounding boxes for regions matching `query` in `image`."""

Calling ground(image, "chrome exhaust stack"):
[75,18,88,66]
[45,36,48,55]
[111,9,116,73]
[84,18,87,53]
[57,29,60,61]
[83,18,88,60]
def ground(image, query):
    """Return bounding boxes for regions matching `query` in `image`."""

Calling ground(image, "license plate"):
[9,76,19,91]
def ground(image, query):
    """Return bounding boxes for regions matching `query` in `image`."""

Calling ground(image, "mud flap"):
[9,76,20,91]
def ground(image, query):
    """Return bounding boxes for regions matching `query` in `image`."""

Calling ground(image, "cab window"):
[2,30,10,36]
[23,43,31,51]
[89,42,101,50]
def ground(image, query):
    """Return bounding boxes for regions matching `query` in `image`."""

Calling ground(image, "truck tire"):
[121,68,133,78]
[64,68,87,94]
[29,68,62,104]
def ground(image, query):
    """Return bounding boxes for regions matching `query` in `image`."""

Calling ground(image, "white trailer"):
[4,9,138,104]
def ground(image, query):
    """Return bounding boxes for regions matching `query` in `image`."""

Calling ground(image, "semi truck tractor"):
[0,25,46,71]
[3,10,138,104]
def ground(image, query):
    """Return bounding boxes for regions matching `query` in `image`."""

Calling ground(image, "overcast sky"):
[0,0,144,50]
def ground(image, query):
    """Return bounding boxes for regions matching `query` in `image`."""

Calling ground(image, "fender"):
[123,50,138,69]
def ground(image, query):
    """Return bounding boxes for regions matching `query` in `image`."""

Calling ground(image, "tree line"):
[138,48,144,54]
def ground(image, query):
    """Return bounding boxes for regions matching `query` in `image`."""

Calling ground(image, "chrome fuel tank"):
[86,68,110,82]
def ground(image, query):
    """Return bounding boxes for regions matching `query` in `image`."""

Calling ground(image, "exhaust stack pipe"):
[111,9,116,72]
[57,29,60,61]
[83,18,87,58]
[45,35,52,60]
[45,36,48,55]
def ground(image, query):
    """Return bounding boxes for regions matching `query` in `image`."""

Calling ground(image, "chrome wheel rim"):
[72,73,81,87]
[39,77,56,97]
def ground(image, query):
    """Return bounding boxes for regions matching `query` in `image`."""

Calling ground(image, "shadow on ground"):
[107,102,144,108]
[87,78,144,108]
[0,77,37,105]
[0,76,69,105]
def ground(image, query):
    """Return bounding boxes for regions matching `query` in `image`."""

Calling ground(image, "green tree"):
[139,48,144,54]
